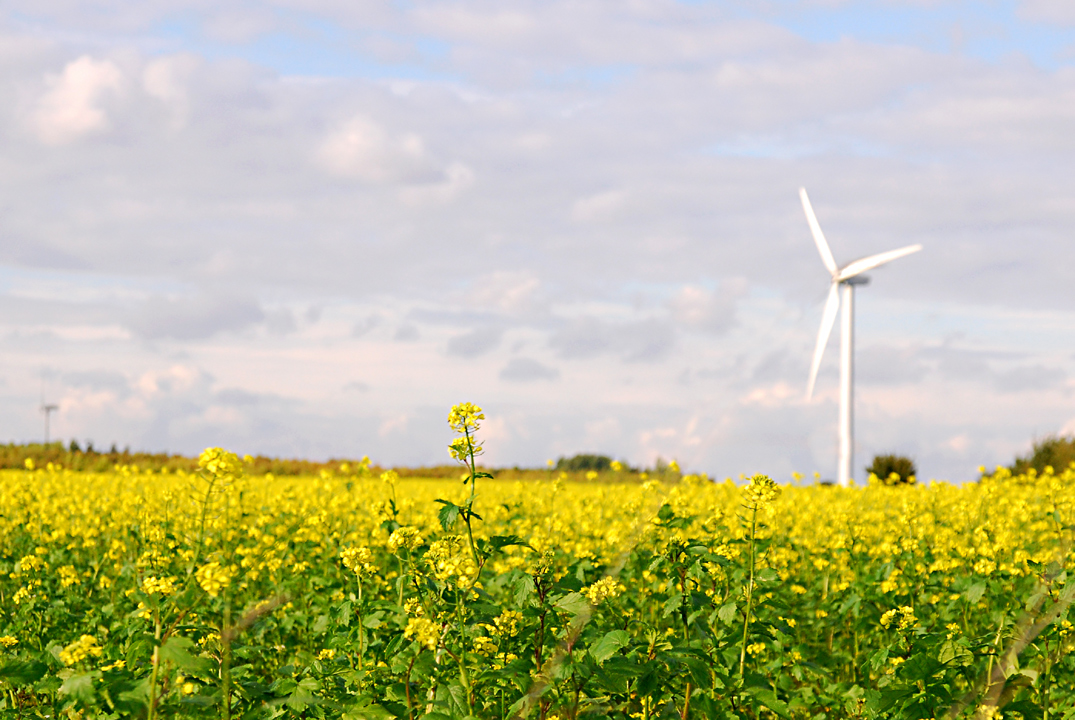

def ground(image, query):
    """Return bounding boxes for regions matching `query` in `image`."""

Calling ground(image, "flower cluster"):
[198,447,244,480]
[880,605,917,631]
[195,562,235,598]
[340,546,376,577]
[447,402,484,434]
[59,635,104,665]
[404,617,441,651]
[387,526,423,553]
[142,575,178,596]
[743,474,780,509]
[583,576,625,606]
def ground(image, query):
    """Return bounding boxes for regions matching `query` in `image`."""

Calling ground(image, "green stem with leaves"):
[739,502,759,680]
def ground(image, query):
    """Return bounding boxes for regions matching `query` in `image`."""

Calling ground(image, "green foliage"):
[555,453,614,472]
[867,454,917,485]
[1010,434,1075,475]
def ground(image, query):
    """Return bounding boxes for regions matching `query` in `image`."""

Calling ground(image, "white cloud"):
[316,114,440,184]
[142,54,199,128]
[571,189,627,223]
[31,55,124,145]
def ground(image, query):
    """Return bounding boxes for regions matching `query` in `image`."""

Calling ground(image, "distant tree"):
[867,454,917,485]
[68,439,81,453]
[1010,435,1075,475]
[556,454,613,472]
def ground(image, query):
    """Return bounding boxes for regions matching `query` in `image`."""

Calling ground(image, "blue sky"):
[1,0,1075,482]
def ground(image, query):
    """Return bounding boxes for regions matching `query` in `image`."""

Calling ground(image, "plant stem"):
[148,612,163,720]
[221,599,232,720]
[739,503,758,680]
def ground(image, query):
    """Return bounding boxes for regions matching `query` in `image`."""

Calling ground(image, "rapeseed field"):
[1,404,1073,719]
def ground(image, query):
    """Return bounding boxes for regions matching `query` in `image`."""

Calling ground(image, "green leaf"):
[435,499,460,530]
[285,677,321,711]
[0,660,48,686]
[342,698,396,720]
[965,582,987,605]
[489,534,530,552]
[554,592,590,617]
[159,636,214,675]
[745,687,790,719]
[937,639,974,667]
[589,630,630,664]
[718,601,738,625]
[663,588,684,613]
[59,671,100,703]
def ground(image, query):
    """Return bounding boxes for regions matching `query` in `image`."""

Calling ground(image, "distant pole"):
[41,403,58,444]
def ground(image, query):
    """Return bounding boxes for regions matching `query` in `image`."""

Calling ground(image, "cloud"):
[123,293,264,340]
[352,315,381,338]
[446,327,502,358]
[464,272,542,314]
[499,357,559,382]
[994,364,1067,393]
[572,190,627,223]
[142,54,199,128]
[548,316,675,362]
[858,345,930,386]
[32,55,124,144]
[316,114,441,184]
[669,281,746,335]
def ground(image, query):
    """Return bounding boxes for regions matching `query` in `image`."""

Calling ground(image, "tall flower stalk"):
[739,474,779,680]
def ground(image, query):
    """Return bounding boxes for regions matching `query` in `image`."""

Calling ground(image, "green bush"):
[867,454,917,485]
[1010,434,1075,475]
[555,453,613,472]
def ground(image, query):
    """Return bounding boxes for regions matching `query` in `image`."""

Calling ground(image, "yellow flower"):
[404,617,441,650]
[59,635,103,665]
[341,547,376,576]
[195,562,235,598]
[881,606,917,631]
[198,447,243,479]
[473,635,498,657]
[387,527,423,553]
[493,609,523,637]
[0,636,17,648]
[743,475,779,508]
[448,402,484,434]
[584,576,625,606]
[141,575,178,596]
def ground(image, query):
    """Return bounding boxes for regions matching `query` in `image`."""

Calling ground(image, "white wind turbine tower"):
[800,188,922,486]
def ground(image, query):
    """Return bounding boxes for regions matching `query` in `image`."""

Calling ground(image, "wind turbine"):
[800,188,921,486]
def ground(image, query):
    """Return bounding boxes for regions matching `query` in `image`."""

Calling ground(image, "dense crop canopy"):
[0,440,1074,718]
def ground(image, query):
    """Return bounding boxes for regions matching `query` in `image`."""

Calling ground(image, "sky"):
[2,0,1075,482]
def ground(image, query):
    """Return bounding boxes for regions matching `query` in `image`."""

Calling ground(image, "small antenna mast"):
[40,369,58,445]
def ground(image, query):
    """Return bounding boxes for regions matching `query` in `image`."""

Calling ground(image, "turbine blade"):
[806,282,840,400]
[800,188,838,275]
[837,244,922,281]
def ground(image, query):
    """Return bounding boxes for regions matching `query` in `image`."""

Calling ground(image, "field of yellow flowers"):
[1,405,1074,719]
